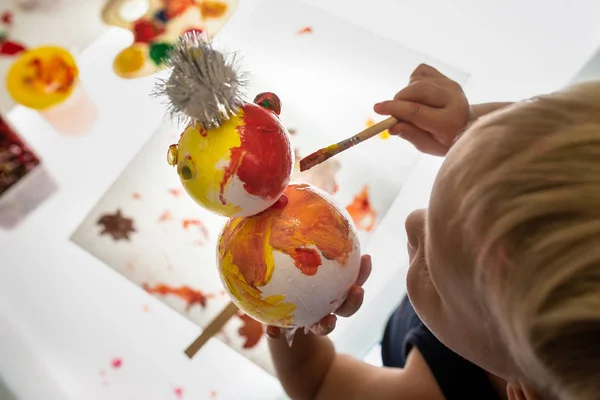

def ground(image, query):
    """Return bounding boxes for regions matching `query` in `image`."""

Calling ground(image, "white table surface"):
[1,0,599,399]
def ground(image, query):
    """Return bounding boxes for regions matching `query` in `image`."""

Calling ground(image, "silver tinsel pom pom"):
[154,31,247,131]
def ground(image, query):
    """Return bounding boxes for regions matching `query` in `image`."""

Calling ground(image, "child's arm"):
[268,331,445,400]
[373,64,513,156]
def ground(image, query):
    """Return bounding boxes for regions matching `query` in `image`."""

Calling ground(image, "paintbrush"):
[299,116,397,172]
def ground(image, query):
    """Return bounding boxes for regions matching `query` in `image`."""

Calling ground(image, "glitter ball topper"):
[154,31,247,131]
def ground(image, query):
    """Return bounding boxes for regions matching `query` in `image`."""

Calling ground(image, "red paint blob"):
[237,314,264,349]
[133,19,165,43]
[1,11,13,25]
[110,358,123,369]
[0,41,27,56]
[292,247,322,276]
[220,103,292,203]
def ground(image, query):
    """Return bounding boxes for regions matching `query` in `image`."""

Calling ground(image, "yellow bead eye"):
[177,160,196,181]
[167,144,178,166]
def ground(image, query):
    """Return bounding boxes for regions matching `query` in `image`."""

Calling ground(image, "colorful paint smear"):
[173,103,292,216]
[143,284,213,310]
[97,209,136,240]
[366,118,390,139]
[346,185,377,232]
[297,26,313,34]
[218,184,354,325]
[237,313,264,349]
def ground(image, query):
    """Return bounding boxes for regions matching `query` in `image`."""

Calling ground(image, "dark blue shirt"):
[381,296,501,399]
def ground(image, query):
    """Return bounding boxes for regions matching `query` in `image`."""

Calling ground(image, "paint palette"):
[101,0,238,78]
[71,0,468,375]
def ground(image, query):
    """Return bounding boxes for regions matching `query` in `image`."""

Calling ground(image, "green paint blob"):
[149,42,173,66]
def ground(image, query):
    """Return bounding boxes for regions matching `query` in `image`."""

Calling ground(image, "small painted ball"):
[168,95,293,217]
[217,183,361,328]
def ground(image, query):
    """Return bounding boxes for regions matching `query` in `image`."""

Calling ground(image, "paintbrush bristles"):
[154,31,247,131]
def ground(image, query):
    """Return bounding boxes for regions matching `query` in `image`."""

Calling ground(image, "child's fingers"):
[356,254,372,287]
[393,122,447,156]
[266,326,281,339]
[393,80,448,108]
[335,285,365,317]
[373,100,442,133]
[410,63,446,81]
[310,314,337,335]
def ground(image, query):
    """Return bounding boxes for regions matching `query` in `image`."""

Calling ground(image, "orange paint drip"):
[366,118,390,139]
[346,185,377,231]
[237,313,264,348]
[143,284,213,310]
[297,26,313,34]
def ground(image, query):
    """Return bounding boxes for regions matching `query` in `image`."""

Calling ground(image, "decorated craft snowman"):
[158,32,361,342]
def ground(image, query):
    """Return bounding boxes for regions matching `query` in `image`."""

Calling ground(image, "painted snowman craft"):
[157,32,361,342]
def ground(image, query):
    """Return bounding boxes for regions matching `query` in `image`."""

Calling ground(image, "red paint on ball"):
[292,247,322,276]
[111,358,123,369]
[219,103,292,203]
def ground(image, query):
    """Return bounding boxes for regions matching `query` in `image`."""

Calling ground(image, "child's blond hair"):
[448,81,600,400]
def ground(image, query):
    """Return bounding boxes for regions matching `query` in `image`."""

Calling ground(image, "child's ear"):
[507,381,543,400]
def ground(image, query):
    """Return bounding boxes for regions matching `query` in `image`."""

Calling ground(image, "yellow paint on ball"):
[175,111,245,216]
[6,46,78,110]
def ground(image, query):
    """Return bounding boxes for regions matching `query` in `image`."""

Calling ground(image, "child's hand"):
[266,254,373,338]
[374,64,472,156]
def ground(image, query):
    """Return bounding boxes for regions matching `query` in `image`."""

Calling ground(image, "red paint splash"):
[219,103,292,203]
[159,210,173,222]
[345,185,377,231]
[297,26,313,34]
[238,314,264,349]
[143,284,213,310]
[169,188,182,197]
[111,358,123,369]
[1,11,12,25]
[173,387,184,399]
[0,40,26,56]
[133,192,141,200]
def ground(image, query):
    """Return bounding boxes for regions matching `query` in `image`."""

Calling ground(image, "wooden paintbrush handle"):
[184,301,239,358]
[357,116,397,141]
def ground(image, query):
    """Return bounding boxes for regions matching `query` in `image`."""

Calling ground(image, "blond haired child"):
[266,64,600,400]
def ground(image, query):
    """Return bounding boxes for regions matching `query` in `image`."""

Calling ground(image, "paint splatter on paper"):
[97,209,136,240]
[182,219,210,241]
[173,386,184,399]
[346,186,377,231]
[237,313,264,349]
[143,284,213,310]
[133,192,142,200]
[111,357,123,369]
[366,118,390,139]
[297,26,312,34]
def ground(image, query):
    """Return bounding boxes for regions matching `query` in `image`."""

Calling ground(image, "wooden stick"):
[184,301,239,358]
[299,117,397,172]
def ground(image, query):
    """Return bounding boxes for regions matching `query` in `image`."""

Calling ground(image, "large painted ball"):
[168,96,293,218]
[217,183,362,328]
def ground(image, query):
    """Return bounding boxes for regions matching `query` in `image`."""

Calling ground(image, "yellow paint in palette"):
[175,111,245,216]
[366,118,390,139]
[6,46,79,110]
